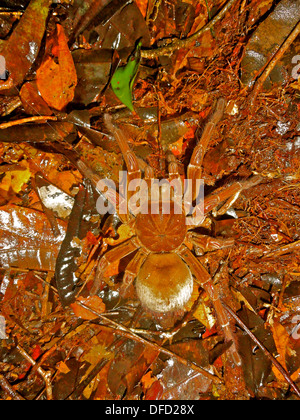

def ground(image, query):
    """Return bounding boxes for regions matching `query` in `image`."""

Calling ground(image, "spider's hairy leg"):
[104,114,142,211]
[166,151,181,183]
[72,158,130,224]
[187,98,226,202]
[90,238,139,295]
[187,121,215,202]
[178,245,242,366]
[203,175,263,216]
[121,248,148,297]
[209,97,226,125]
[144,165,155,188]
[186,232,235,256]
[166,151,184,208]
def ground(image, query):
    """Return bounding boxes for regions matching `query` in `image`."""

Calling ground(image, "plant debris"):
[0,0,300,401]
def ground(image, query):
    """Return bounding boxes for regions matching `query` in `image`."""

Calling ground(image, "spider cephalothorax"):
[90,100,262,366]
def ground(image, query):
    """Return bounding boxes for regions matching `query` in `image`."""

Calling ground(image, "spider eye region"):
[136,253,193,313]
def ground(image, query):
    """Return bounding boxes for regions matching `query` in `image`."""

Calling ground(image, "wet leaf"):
[72,49,113,106]
[20,81,52,116]
[0,161,31,193]
[79,0,151,49]
[55,182,101,306]
[107,340,159,397]
[37,24,77,111]
[236,306,276,396]
[71,295,106,320]
[148,339,213,400]
[271,320,289,382]
[0,0,51,93]
[1,0,300,402]
[0,205,66,271]
[241,0,300,88]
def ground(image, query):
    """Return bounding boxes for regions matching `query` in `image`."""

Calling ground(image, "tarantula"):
[88,99,262,366]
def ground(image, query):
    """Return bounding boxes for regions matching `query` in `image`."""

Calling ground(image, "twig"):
[0,115,57,130]
[162,288,205,340]
[16,344,53,400]
[221,300,300,399]
[78,301,222,384]
[125,289,205,339]
[0,374,25,400]
[67,336,122,400]
[249,21,300,108]
[68,307,146,399]
[262,240,300,259]
[141,0,238,58]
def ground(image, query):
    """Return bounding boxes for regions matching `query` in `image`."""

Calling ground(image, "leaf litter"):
[0,0,299,401]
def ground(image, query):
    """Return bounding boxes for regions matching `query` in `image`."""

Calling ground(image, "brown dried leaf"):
[36,24,77,110]
[0,0,51,93]
[70,295,106,320]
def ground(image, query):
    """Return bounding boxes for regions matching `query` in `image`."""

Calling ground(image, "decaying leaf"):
[0,0,300,402]
[0,161,31,193]
[37,24,77,110]
[0,0,51,93]
[70,295,106,320]
[0,205,66,271]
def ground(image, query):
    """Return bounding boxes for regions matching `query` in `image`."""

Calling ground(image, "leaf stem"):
[141,0,238,58]
[221,300,300,399]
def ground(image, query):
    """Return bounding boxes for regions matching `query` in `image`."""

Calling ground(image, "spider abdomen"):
[135,253,193,313]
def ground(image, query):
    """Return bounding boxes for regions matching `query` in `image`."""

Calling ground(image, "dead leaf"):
[0,0,51,93]
[20,81,53,115]
[36,24,77,110]
[0,160,31,193]
[71,295,106,320]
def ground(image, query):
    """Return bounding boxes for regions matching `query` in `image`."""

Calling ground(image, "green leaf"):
[110,42,142,112]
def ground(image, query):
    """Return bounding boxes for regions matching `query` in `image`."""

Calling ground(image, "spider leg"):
[104,114,143,217]
[90,238,140,295]
[144,165,155,188]
[121,248,148,297]
[187,98,226,203]
[178,245,242,366]
[187,121,215,202]
[186,232,235,256]
[74,158,129,223]
[186,175,263,228]
[166,151,181,183]
[204,175,263,215]
[166,151,184,211]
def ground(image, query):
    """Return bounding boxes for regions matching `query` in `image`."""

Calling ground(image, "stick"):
[78,301,222,384]
[141,0,238,58]
[0,374,25,400]
[262,240,300,259]
[249,21,300,108]
[16,344,53,400]
[0,115,57,129]
[221,300,300,399]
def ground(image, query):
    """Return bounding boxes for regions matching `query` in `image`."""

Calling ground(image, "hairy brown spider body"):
[90,99,263,366]
[135,203,191,312]
[135,202,187,253]
[136,253,193,313]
